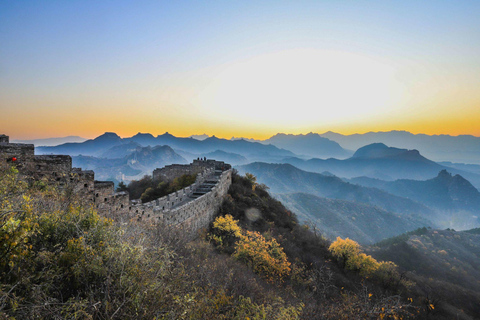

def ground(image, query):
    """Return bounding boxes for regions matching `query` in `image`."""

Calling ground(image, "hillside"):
[350,170,480,230]
[237,162,435,218]
[276,193,429,245]
[351,170,480,212]
[99,141,142,158]
[369,228,480,319]
[3,162,479,319]
[1,162,428,319]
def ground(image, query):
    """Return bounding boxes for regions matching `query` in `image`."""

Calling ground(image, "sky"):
[1,1,480,140]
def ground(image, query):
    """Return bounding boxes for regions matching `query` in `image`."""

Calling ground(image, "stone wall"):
[33,155,73,180]
[0,135,9,143]
[0,134,130,219]
[153,164,205,182]
[131,166,217,219]
[132,168,232,237]
[1,134,232,236]
[0,141,35,172]
[153,159,231,182]
[168,169,232,236]
[192,159,231,171]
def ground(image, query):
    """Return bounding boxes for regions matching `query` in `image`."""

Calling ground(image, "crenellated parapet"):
[1,134,232,236]
[131,167,232,237]
[1,134,130,218]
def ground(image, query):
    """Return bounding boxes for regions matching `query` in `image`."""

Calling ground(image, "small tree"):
[209,214,291,282]
[209,214,242,252]
[234,230,291,282]
[116,181,128,192]
[329,237,361,269]
[329,237,382,277]
[245,173,257,191]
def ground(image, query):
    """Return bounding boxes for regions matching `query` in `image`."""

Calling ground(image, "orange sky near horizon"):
[2,2,480,141]
[3,111,480,141]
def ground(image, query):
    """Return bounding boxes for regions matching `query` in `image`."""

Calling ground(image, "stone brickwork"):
[153,164,205,182]
[0,135,9,143]
[153,158,230,182]
[0,140,35,172]
[132,168,232,237]
[1,134,232,237]
[0,135,130,218]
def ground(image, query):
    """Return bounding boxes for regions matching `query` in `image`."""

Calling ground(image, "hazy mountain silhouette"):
[281,143,480,189]
[99,141,142,159]
[72,144,186,182]
[439,161,480,175]
[236,162,434,218]
[263,132,352,159]
[321,130,480,164]
[13,136,87,146]
[37,132,295,161]
[230,133,352,159]
[189,134,210,140]
[276,192,429,245]
[125,145,187,168]
[350,170,480,212]
[38,132,123,156]
[199,150,248,165]
[126,132,157,146]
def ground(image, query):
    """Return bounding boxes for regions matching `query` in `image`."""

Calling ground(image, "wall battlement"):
[1,134,232,237]
[1,135,129,218]
[153,158,230,182]
[131,167,231,231]
[0,135,9,143]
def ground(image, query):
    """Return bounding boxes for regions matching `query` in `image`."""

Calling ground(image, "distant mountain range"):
[189,134,210,141]
[32,130,480,166]
[24,130,480,165]
[350,169,480,213]
[32,131,480,235]
[439,161,480,175]
[230,130,480,164]
[37,132,295,163]
[236,162,434,218]
[237,162,480,231]
[72,144,187,183]
[321,130,480,164]
[12,136,87,146]
[262,133,351,159]
[349,170,480,230]
[280,143,480,189]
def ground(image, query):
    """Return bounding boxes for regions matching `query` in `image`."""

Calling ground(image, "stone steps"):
[173,174,218,202]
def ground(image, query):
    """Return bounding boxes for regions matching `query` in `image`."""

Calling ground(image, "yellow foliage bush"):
[234,230,291,282]
[210,214,291,282]
[329,237,384,277]
[209,214,242,250]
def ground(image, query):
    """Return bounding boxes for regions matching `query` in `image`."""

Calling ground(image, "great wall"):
[0,134,232,237]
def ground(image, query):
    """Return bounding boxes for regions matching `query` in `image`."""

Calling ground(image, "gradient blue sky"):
[1,1,480,139]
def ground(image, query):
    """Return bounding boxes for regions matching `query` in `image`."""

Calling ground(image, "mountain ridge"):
[37,132,295,162]
[236,162,435,218]
[321,130,480,164]
[281,143,480,189]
